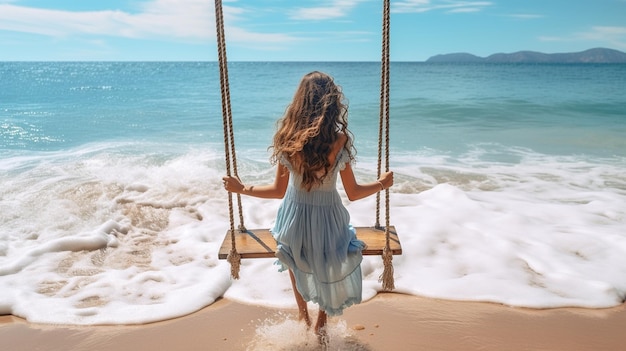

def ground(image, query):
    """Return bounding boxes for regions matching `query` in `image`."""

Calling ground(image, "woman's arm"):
[222,163,289,199]
[340,163,393,201]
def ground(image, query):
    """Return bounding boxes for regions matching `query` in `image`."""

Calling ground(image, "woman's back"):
[283,133,349,193]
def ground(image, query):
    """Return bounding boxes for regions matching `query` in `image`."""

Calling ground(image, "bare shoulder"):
[332,133,348,154]
[326,133,348,167]
[336,132,348,147]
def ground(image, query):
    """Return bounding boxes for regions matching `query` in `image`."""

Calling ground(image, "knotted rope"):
[376,0,395,291]
[215,0,246,279]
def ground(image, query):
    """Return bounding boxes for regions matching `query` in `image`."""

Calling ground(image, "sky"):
[0,0,625,61]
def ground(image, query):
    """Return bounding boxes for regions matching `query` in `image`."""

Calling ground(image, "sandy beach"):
[2,293,625,351]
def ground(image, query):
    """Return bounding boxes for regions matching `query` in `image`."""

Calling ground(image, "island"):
[426,48,626,63]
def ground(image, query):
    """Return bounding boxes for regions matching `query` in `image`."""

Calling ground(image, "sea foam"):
[2,142,624,324]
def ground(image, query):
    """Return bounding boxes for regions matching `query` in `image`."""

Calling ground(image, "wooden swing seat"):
[218,226,401,259]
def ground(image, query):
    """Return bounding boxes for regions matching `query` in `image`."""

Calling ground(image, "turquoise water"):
[1,62,626,325]
[2,62,625,157]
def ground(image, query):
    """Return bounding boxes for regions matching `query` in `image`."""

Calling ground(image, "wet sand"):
[2,293,625,350]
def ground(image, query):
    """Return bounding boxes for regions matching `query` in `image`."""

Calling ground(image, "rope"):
[214,0,243,279]
[377,0,395,291]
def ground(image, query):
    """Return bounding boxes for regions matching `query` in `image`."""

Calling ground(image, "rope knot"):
[227,248,241,280]
[379,245,395,291]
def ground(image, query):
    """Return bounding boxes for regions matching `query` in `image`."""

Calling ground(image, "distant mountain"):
[426,48,626,63]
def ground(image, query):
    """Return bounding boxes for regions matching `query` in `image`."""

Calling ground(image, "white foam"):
[1,143,625,324]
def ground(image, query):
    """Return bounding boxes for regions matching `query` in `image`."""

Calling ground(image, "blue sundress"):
[271,147,366,316]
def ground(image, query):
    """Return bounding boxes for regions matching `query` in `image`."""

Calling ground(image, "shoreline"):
[2,293,625,350]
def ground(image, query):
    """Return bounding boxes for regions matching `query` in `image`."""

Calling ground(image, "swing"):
[214,0,400,290]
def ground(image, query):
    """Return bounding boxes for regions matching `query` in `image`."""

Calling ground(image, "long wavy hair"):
[270,71,355,191]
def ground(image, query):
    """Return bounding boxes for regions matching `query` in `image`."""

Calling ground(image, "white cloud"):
[540,26,626,50]
[538,36,561,42]
[0,0,297,45]
[289,0,369,20]
[448,7,481,13]
[579,26,626,50]
[392,0,492,14]
[0,1,211,39]
[579,26,626,39]
[507,14,544,20]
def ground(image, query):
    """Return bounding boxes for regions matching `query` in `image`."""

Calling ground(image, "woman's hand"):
[378,171,394,190]
[222,176,244,193]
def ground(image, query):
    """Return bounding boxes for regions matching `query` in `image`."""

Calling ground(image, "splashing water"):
[247,312,372,351]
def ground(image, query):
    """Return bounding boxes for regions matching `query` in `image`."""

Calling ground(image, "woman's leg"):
[289,270,311,327]
[315,308,327,332]
[315,308,328,343]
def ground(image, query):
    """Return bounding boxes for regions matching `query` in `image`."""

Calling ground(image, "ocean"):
[1,62,625,325]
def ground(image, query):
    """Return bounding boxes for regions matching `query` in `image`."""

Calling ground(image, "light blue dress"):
[271,148,366,316]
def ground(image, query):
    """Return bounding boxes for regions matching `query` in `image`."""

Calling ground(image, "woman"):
[223,71,393,340]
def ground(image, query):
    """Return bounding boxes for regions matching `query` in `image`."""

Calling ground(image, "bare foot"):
[316,326,329,348]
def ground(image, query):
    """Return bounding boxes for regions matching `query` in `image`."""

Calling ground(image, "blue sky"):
[1,0,625,61]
